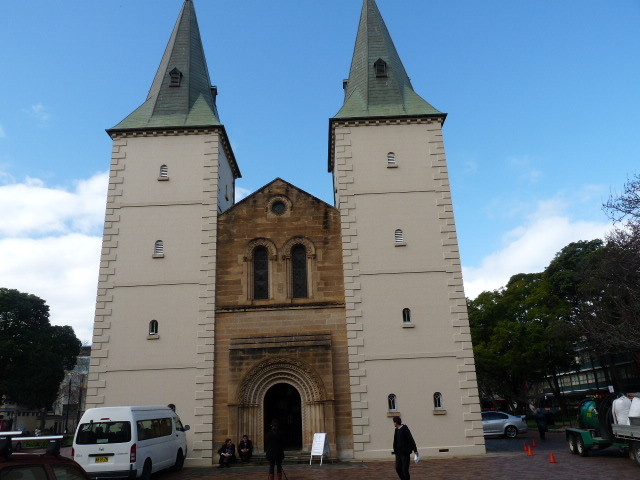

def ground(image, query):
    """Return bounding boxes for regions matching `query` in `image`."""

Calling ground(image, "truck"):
[566,394,640,466]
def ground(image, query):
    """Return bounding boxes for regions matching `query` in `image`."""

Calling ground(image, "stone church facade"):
[86,0,486,466]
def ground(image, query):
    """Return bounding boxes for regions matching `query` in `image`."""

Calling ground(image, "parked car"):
[1,436,91,480]
[481,411,528,438]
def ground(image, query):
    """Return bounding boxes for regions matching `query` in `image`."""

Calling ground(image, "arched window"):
[434,392,443,410]
[149,320,159,336]
[159,164,169,179]
[253,246,269,300]
[291,245,308,298]
[388,394,397,412]
[387,152,397,166]
[402,308,411,324]
[154,240,164,256]
[395,229,404,244]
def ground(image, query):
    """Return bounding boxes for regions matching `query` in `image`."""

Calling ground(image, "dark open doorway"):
[264,383,302,449]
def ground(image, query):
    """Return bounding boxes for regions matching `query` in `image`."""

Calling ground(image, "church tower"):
[86,0,239,465]
[329,0,485,457]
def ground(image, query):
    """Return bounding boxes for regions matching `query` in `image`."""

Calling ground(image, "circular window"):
[271,200,286,215]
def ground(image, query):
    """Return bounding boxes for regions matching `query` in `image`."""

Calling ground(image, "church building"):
[86,0,486,465]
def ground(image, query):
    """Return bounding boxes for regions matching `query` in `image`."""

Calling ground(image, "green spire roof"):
[109,0,221,131]
[334,0,443,120]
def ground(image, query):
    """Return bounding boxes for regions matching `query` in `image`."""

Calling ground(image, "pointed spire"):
[110,0,221,131]
[334,0,443,119]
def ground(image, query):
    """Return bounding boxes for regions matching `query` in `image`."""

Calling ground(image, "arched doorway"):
[234,356,335,453]
[264,383,302,449]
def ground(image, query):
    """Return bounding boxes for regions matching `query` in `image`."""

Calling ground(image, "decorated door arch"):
[233,356,336,453]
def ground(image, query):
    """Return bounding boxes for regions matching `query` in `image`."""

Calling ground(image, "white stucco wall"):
[332,119,485,458]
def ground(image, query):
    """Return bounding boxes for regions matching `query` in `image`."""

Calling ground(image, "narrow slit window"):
[291,245,308,298]
[149,320,159,335]
[154,240,164,256]
[159,164,169,179]
[395,229,404,244]
[388,394,397,412]
[253,246,269,300]
[434,392,443,410]
[402,308,411,324]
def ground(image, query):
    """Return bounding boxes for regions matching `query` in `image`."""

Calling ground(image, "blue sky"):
[1,0,639,342]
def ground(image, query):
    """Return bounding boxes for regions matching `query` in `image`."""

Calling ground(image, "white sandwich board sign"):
[310,432,330,465]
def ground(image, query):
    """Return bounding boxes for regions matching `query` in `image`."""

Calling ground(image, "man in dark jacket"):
[217,438,236,468]
[239,434,253,462]
[392,416,418,480]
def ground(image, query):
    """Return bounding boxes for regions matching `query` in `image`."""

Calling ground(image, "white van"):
[73,406,190,479]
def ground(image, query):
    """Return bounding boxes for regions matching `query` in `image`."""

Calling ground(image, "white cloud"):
[0,172,108,343]
[0,173,108,236]
[0,125,6,139]
[462,198,611,299]
[235,186,252,202]
[26,103,51,122]
[0,235,101,344]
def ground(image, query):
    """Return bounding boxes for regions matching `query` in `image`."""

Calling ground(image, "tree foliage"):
[468,273,577,413]
[0,288,81,410]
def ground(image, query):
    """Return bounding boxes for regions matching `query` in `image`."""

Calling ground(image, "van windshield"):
[76,421,132,444]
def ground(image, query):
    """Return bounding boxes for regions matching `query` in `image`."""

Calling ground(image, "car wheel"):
[568,434,578,454]
[504,426,518,439]
[577,435,589,457]
[141,460,152,480]
[172,449,184,471]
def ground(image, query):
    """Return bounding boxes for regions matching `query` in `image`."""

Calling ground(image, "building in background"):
[86,0,485,464]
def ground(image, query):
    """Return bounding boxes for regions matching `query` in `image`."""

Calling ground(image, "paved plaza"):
[149,432,640,480]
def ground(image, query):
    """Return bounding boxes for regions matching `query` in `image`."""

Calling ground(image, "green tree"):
[0,288,81,417]
[468,272,577,414]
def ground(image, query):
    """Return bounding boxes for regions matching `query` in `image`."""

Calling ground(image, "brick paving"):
[150,433,640,480]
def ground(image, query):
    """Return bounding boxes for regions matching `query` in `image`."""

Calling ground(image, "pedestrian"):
[217,438,236,468]
[265,419,285,480]
[392,416,418,480]
[535,408,548,440]
[238,434,253,462]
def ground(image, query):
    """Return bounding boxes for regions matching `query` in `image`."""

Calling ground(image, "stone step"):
[240,452,338,465]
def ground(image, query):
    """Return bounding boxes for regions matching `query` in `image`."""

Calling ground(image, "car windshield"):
[75,421,131,445]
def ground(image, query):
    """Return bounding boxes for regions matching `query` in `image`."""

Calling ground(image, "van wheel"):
[141,460,152,480]
[172,450,184,471]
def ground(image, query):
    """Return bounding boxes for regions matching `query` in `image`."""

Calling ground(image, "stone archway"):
[233,356,334,453]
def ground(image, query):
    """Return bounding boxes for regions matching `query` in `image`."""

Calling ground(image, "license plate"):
[95,457,109,463]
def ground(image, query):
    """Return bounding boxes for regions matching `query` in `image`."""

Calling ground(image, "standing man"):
[392,416,418,480]
[265,419,285,480]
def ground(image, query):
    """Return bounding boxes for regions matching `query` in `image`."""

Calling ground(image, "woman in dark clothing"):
[265,419,285,480]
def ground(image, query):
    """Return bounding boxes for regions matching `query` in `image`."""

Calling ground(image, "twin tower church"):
[86,0,486,464]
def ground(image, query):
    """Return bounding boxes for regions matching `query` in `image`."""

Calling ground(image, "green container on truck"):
[566,394,640,466]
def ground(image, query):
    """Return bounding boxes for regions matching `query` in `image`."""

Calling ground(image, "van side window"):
[175,418,186,432]
[137,418,173,440]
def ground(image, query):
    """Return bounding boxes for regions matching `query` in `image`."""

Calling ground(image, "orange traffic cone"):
[527,446,534,456]
[550,452,557,463]
[523,441,528,451]
[532,439,537,447]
